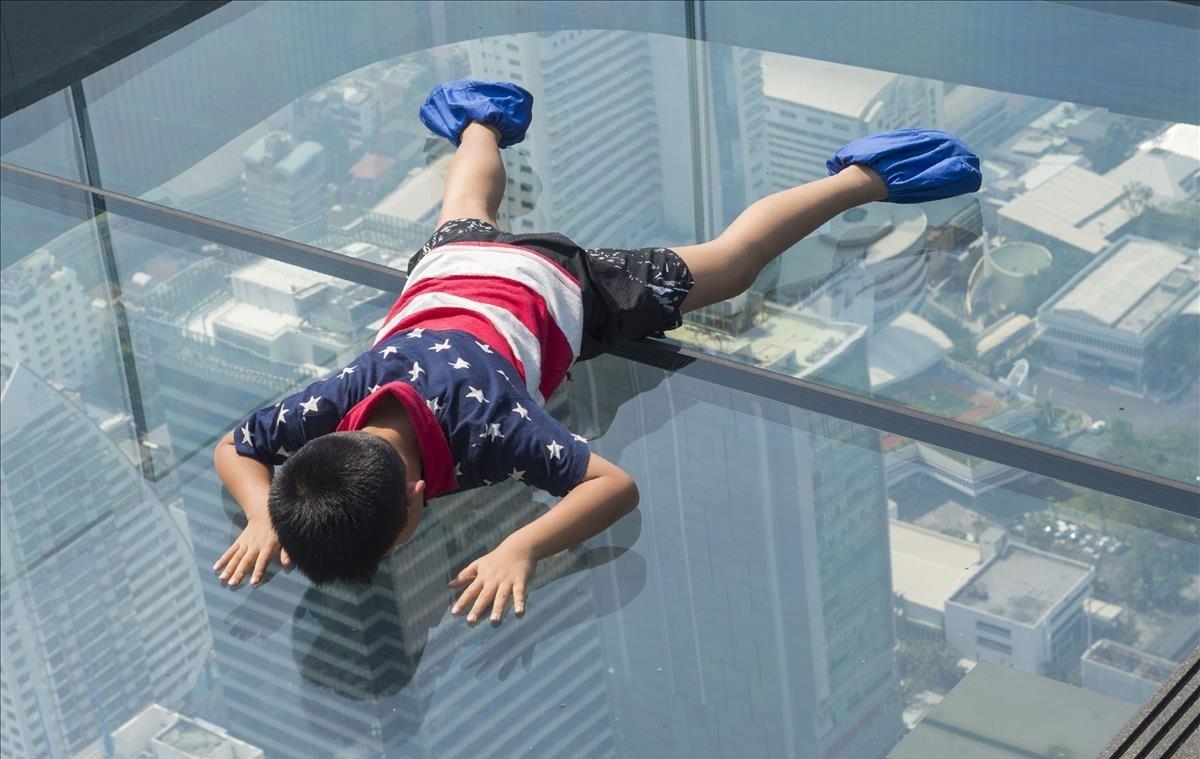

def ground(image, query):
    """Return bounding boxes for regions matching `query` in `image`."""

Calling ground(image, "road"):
[1028,369,1199,437]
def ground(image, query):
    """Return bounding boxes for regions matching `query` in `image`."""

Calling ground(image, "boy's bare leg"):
[673,165,888,312]
[437,122,506,228]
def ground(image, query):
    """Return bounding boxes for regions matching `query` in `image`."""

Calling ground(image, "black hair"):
[268,431,407,585]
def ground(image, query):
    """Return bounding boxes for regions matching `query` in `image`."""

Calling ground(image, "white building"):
[241,131,328,239]
[889,521,984,635]
[773,204,931,330]
[997,164,1135,257]
[196,257,377,368]
[0,365,211,758]
[105,704,264,759]
[944,534,1093,675]
[0,248,102,389]
[1037,235,1198,390]
[761,53,942,189]
[1081,639,1178,705]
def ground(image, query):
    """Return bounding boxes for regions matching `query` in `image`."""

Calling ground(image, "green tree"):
[1113,532,1192,612]
[897,637,965,696]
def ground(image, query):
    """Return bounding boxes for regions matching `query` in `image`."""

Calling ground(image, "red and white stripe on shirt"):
[373,241,583,404]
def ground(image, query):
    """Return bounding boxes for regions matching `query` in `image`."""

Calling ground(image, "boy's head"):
[268,431,423,585]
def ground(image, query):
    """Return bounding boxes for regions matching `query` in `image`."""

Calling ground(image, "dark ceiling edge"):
[3,159,1198,520]
[1,1,233,118]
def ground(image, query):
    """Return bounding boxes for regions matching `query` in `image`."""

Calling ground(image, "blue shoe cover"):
[826,129,981,203]
[419,80,534,149]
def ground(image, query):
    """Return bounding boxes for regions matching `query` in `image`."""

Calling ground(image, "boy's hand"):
[214,517,292,587]
[448,539,536,625]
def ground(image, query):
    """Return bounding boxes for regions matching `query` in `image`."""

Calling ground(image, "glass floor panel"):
[2,196,1196,757]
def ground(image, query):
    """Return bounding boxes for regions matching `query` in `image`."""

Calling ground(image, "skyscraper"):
[0,365,211,758]
[762,53,943,190]
[0,247,102,390]
[567,329,903,759]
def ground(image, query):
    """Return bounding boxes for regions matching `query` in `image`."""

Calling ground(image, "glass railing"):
[2,189,1197,757]
[2,1,1195,486]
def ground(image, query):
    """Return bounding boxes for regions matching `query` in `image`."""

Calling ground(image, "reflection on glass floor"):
[2,2,1199,757]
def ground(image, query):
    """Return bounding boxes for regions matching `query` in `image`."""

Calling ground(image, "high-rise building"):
[568,323,903,759]
[0,365,211,758]
[241,131,329,240]
[466,31,755,249]
[761,53,943,190]
[0,248,102,389]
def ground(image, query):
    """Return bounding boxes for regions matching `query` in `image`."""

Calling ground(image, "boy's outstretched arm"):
[448,453,638,625]
[212,430,293,586]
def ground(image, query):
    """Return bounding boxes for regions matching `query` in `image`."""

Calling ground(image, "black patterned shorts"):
[411,218,694,361]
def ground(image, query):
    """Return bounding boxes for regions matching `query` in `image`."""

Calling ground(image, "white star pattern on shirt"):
[426,397,442,413]
[466,386,488,404]
[512,403,529,420]
[276,406,289,425]
[497,369,510,381]
[338,365,356,379]
[479,423,504,441]
[240,424,253,445]
[572,433,588,443]
[379,346,399,359]
[368,384,382,394]
[546,440,564,460]
[509,467,525,481]
[300,395,321,415]
[449,357,471,370]
[408,361,425,382]
[407,328,425,339]
[429,339,451,352]
[475,341,494,354]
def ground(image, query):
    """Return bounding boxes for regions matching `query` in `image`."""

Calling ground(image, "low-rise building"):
[1081,639,1177,705]
[944,534,1093,675]
[1036,235,1198,391]
[107,704,264,759]
[889,521,983,636]
[997,164,1135,257]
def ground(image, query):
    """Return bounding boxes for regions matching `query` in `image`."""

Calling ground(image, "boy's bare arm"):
[212,430,292,585]
[448,453,638,624]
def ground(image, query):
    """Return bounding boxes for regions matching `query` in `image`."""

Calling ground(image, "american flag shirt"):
[234,229,593,499]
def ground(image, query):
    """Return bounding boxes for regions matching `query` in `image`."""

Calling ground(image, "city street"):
[1029,368,1199,437]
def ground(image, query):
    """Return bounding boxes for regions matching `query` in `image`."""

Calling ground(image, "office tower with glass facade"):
[0,365,210,758]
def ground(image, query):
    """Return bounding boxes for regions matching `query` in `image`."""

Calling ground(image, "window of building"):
[976,637,1013,654]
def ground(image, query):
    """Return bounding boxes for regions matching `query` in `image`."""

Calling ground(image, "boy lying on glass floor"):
[214,80,980,625]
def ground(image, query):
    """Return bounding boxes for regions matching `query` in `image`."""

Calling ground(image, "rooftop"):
[231,258,331,298]
[1138,123,1200,161]
[998,164,1134,254]
[157,718,228,755]
[867,312,952,390]
[760,52,896,118]
[371,156,451,222]
[1105,147,1199,201]
[350,152,398,181]
[888,520,982,613]
[673,308,864,378]
[208,302,301,341]
[890,663,1137,759]
[777,204,927,290]
[949,542,1091,625]
[1082,639,1177,684]
[1043,236,1197,336]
